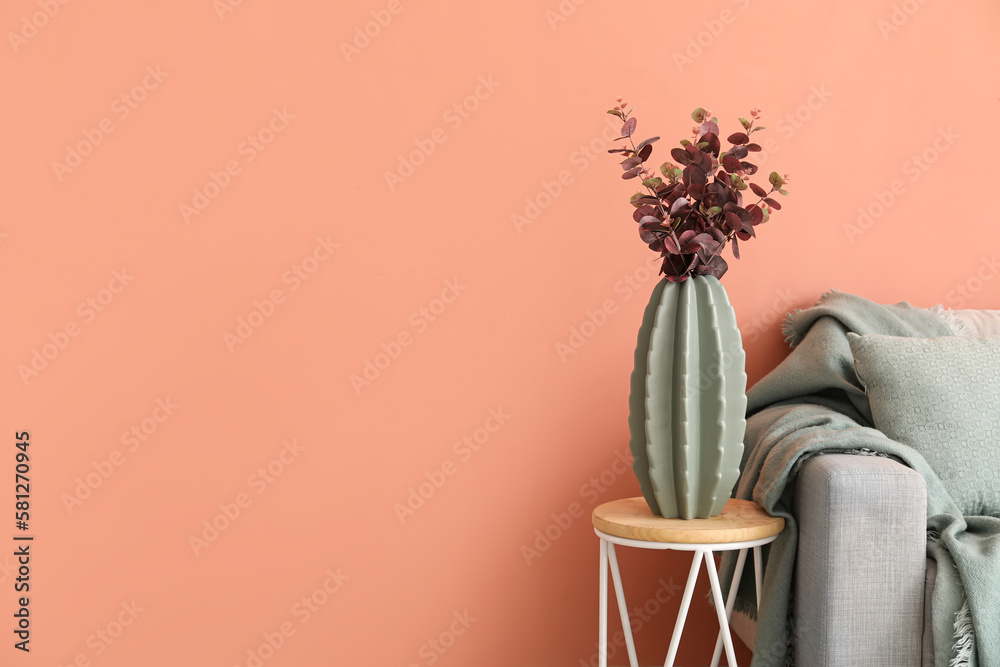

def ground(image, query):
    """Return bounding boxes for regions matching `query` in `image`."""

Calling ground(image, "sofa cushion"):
[847,333,1000,515]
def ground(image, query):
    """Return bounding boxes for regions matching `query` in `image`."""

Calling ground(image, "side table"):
[592,497,784,667]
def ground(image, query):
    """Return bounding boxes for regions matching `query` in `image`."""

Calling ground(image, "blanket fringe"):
[949,599,975,667]
[781,289,844,348]
[930,304,973,336]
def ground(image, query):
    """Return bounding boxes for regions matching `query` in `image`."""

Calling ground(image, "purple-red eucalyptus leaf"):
[622,117,637,137]
[685,233,720,263]
[724,211,742,232]
[736,231,751,241]
[699,120,720,138]
[621,156,642,170]
[722,155,742,173]
[749,182,768,198]
[639,220,668,244]
[740,161,758,175]
[683,165,707,186]
[701,132,721,156]
[763,197,782,210]
[731,235,740,260]
[727,132,750,145]
[741,219,756,237]
[669,197,690,216]
[748,205,764,225]
[608,148,631,154]
[708,226,727,243]
[638,144,653,161]
[635,137,660,151]
[634,205,659,222]
[691,232,718,249]
[729,146,749,159]
[632,196,660,207]
[745,143,762,152]
[662,235,682,255]
[670,147,692,165]
[696,255,729,279]
[686,183,706,199]
[622,167,642,180]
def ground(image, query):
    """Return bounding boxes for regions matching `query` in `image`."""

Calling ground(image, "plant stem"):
[621,115,682,252]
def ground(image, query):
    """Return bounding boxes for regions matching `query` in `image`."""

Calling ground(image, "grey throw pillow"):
[847,333,1000,515]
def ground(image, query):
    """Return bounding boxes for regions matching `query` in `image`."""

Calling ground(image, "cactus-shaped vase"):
[627,275,747,519]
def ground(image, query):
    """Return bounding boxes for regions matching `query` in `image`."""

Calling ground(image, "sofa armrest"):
[793,454,927,667]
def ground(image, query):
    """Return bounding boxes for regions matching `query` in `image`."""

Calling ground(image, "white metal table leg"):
[753,545,763,610]
[709,548,748,667]
[599,540,609,667]
[705,550,740,667]
[663,550,704,667]
[607,543,639,667]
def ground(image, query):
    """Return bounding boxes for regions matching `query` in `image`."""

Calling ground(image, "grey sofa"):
[727,307,1000,666]
[731,453,930,666]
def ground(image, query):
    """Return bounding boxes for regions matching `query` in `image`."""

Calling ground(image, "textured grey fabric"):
[848,333,1000,516]
[793,454,927,667]
[924,559,937,667]
[947,309,1000,337]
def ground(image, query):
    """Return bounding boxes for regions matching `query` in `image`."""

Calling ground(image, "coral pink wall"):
[3,0,999,665]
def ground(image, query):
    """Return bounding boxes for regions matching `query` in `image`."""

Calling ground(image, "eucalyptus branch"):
[607,104,787,281]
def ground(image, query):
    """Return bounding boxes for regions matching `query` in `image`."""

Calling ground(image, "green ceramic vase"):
[628,275,748,519]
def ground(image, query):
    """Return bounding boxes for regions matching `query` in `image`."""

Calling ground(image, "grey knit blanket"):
[719,291,1000,667]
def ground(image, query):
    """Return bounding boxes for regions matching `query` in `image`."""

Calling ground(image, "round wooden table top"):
[592,497,784,544]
